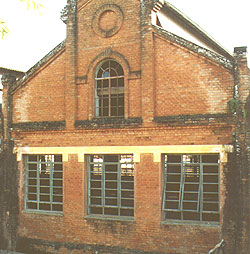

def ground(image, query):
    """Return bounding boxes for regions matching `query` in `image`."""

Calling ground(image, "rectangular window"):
[25,155,63,213]
[87,154,134,218]
[162,154,219,223]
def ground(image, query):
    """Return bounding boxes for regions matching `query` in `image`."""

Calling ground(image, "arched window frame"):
[95,60,125,118]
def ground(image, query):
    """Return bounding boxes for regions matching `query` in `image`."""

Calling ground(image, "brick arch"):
[86,48,131,81]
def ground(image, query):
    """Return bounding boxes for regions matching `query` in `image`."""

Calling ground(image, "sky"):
[0,0,250,101]
[0,0,250,71]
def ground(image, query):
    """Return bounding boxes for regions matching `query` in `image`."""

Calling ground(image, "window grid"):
[25,155,63,213]
[87,154,134,218]
[162,154,220,223]
[95,60,124,117]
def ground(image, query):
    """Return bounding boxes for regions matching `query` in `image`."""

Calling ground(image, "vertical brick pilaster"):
[233,46,250,254]
[1,74,16,144]
[65,0,78,130]
[140,0,156,124]
[135,154,161,223]
[234,47,250,104]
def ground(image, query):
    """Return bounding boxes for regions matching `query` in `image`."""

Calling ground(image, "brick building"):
[0,0,249,253]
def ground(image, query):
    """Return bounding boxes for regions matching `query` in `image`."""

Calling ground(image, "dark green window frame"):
[162,154,220,223]
[25,154,63,213]
[87,154,134,218]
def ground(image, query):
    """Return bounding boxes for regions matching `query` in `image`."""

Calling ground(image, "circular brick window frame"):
[92,4,124,38]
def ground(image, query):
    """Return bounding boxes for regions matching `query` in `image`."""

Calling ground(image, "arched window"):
[95,60,124,117]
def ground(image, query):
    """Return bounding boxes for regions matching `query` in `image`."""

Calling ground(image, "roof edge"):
[158,1,232,58]
[11,40,66,93]
[153,25,233,70]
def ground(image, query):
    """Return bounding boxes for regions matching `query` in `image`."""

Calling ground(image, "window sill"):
[84,214,135,222]
[161,220,220,227]
[22,210,63,216]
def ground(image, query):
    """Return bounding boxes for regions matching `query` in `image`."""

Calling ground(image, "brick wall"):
[154,35,234,117]
[12,51,66,123]
[17,152,223,254]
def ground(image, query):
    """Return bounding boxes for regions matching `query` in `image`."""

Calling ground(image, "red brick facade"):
[0,0,249,253]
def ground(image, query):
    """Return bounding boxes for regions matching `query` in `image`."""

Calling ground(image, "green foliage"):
[0,19,9,39]
[228,99,238,114]
[0,0,44,39]
[242,109,247,118]
[228,98,247,118]
[20,0,44,12]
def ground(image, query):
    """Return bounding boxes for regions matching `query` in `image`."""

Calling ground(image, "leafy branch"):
[20,0,44,12]
[0,19,9,39]
[0,0,44,39]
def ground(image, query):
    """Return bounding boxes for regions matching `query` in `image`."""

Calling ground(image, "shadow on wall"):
[0,74,2,104]
[0,142,19,251]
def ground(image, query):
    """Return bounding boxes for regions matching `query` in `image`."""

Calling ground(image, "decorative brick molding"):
[92,4,124,38]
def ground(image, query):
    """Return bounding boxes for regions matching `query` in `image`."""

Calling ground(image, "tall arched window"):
[95,60,124,117]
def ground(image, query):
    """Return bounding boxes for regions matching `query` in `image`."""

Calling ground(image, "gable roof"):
[153,0,232,58]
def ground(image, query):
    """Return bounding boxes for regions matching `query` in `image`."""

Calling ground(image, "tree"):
[0,0,44,39]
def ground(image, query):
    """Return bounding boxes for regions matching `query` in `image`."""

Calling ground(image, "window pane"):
[166,155,181,163]
[104,155,119,162]
[202,213,219,222]
[90,207,103,215]
[52,204,63,212]
[105,198,117,206]
[28,194,37,201]
[40,203,51,211]
[166,211,181,220]
[104,207,118,216]
[202,155,219,163]
[118,78,124,87]
[118,107,124,116]
[110,68,117,77]
[166,165,181,174]
[120,209,133,217]
[183,211,200,221]
[91,198,102,205]
[28,155,38,162]
[27,202,37,210]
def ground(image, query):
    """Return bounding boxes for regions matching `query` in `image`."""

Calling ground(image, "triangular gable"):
[152,1,232,58]
[11,40,65,93]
